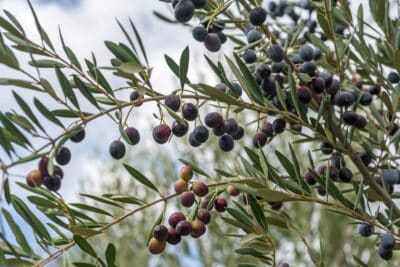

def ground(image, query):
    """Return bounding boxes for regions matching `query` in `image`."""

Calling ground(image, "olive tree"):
[0,0,399,266]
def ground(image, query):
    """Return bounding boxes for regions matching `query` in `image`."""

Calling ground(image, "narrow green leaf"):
[221,216,253,233]
[80,194,123,208]
[152,11,177,24]
[247,195,268,233]
[118,61,144,74]
[11,195,51,241]
[244,146,262,171]
[0,113,31,147]
[6,113,35,132]
[39,78,56,97]
[195,84,240,105]
[16,182,58,201]
[28,59,64,68]
[317,9,333,39]
[123,164,159,193]
[70,203,113,217]
[288,66,308,122]
[2,208,34,256]
[51,109,91,118]
[0,34,19,69]
[85,58,114,95]
[12,92,44,132]
[73,75,100,108]
[55,68,80,109]
[129,19,149,65]
[235,247,270,259]
[33,98,64,128]
[27,0,54,51]
[104,194,144,205]
[161,104,185,125]
[164,54,180,79]
[27,196,57,209]
[1,78,41,91]
[0,232,19,258]
[3,11,24,33]
[4,178,11,203]
[70,227,100,236]
[47,223,68,240]
[256,189,293,202]
[179,46,190,88]
[232,53,264,104]
[204,55,231,86]
[289,144,311,193]
[0,128,13,157]
[73,235,98,258]
[227,208,255,231]
[116,19,137,54]
[240,234,264,247]
[0,15,24,38]
[105,243,116,267]
[105,41,134,62]
[275,150,297,181]
[59,27,82,70]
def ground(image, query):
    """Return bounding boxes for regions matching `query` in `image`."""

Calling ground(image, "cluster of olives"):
[257,42,377,106]
[109,126,140,160]
[172,0,228,53]
[148,166,233,254]
[359,224,397,260]
[258,118,286,145]
[240,36,381,157]
[302,145,377,196]
[303,164,351,197]
[192,22,227,53]
[172,0,224,52]
[110,91,250,160]
[26,127,86,191]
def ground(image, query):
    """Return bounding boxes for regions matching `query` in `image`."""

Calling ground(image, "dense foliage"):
[0,0,400,266]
